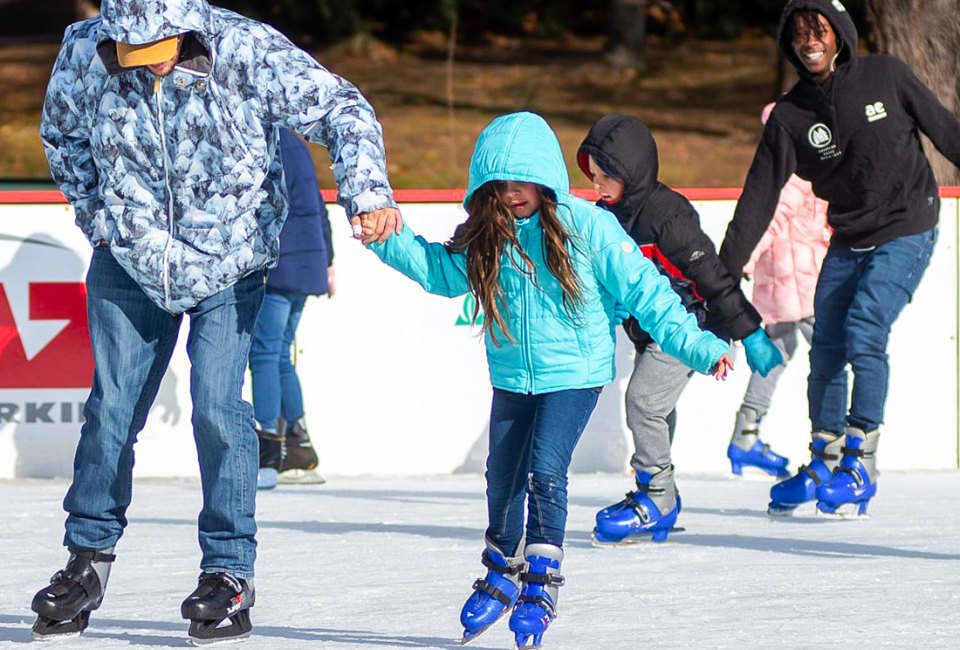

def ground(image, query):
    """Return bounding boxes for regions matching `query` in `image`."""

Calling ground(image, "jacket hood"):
[576,114,659,219]
[463,112,569,209]
[100,0,211,45]
[777,0,858,79]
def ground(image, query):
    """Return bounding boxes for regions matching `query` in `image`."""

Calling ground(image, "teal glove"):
[742,328,784,377]
[613,301,630,325]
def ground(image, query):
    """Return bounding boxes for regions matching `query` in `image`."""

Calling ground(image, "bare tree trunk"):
[607,0,647,70]
[865,0,960,184]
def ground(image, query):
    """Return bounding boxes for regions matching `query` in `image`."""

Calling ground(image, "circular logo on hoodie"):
[807,123,833,149]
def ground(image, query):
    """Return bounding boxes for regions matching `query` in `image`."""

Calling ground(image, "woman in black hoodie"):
[577,115,784,545]
[720,0,960,518]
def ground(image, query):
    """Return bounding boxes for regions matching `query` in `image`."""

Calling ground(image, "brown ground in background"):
[0,33,779,190]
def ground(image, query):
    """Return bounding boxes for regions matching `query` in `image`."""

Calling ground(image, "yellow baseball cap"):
[116,35,181,68]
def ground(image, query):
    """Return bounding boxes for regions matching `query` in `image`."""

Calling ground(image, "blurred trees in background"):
[865,0,959,184]
[1,1,867,48]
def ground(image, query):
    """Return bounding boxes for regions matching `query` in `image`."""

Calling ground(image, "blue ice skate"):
[728,407,789,478]
[460,540,523,644]
[509,544,563,649]
[727,439,790,478]
[767,432,842,516]
[816,428,879,518]
[593,466,679,545]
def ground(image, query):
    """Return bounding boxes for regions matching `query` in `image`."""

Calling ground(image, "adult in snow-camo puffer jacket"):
[41,0,397,314]
[31,0,400,639]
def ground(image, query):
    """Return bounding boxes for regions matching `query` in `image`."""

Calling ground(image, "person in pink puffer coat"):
[727,102,830,476]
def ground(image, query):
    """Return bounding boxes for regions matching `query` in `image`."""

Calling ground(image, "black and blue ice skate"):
[181,572,255,645]
[727,439,790,478]
[31,548,115,640]
[460,541,523,644]
[767,432,842,516]
[592,466,680,545]
[509,544,563,649]
[815,428,879,519]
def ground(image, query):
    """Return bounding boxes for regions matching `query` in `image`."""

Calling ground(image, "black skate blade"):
[188,610,252,646]
[31,611,90,641]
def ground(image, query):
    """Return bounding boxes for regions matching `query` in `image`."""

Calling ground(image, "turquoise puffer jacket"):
[370,112,728,394]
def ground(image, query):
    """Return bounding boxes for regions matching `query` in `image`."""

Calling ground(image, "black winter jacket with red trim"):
[578,115,762,351]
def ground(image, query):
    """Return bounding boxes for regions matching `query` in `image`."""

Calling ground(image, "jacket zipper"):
[520,231,535,393]
[154,75,175,311]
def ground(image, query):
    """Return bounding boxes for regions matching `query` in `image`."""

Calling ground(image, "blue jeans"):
[249,288,307,431]
[64,248,265,578]
[485,387,601,556]
[808,228,936,433]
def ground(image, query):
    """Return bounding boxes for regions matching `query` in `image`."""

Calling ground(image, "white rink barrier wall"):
[0,196,958,479]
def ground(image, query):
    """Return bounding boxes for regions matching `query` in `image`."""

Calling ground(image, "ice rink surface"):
[1,472,958,649]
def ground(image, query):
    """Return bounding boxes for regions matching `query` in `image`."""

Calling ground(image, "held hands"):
[711,353,734,381]
[612,301,630,325]
[742,328,784,377]
[350,207,404,244]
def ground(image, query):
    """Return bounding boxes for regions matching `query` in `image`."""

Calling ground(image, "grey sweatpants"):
[740,318,815,415]
[626,343,695,473]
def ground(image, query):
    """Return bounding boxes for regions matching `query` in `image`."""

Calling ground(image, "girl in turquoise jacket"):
[366,112,731,649]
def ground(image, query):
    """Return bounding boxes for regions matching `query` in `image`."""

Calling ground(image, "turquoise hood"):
[464,112,570,208]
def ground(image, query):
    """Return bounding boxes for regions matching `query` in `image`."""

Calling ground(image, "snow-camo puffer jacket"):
[369,112,728,394]
[41,0,395,313]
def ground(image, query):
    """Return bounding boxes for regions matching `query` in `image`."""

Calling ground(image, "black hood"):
[577,114,659,220]
[778,0,859,79]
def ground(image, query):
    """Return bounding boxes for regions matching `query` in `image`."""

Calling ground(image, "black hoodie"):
[719,0,960,277]
[577,115,762,350]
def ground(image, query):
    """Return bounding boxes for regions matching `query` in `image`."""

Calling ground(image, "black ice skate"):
[279,419,325,484]
[31,547,115,640]
[181,572,255,645]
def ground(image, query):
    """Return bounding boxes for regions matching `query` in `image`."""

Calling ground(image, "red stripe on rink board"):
[2,186,960,204]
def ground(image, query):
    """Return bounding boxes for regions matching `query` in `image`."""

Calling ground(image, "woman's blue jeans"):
[249,288,307,431]
[808,228,936,433]
[485,387,601,556]
[64,248,264,578]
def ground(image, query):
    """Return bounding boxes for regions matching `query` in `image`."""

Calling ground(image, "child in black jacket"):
[719,0,960,518]
[577,115,784,544]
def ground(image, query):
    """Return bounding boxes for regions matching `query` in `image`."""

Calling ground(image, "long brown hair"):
[448,182,584,346]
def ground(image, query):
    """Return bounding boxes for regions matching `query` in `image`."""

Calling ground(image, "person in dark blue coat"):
[251,129,334,489]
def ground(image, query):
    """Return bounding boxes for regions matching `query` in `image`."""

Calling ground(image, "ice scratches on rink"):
[1,473,958,649]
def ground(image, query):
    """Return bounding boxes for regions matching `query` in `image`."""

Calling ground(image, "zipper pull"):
[153,76,162,95]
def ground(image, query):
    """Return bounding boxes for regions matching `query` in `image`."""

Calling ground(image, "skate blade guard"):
[31,610,91,641]
[187,609,252,646]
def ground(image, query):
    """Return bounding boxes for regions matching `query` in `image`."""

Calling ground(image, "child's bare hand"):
[711,353,734,381]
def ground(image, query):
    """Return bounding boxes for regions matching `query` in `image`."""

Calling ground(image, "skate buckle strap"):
[622,493,651,523]
[799,464,824,485]
[517,594,557,616]
[836,465,866,486]
[481,553,521,575]
[471,578,512,605]
[67,548,116,564]
[519,572,565,588]
[808,442,839,462]
[840,445,873,459]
